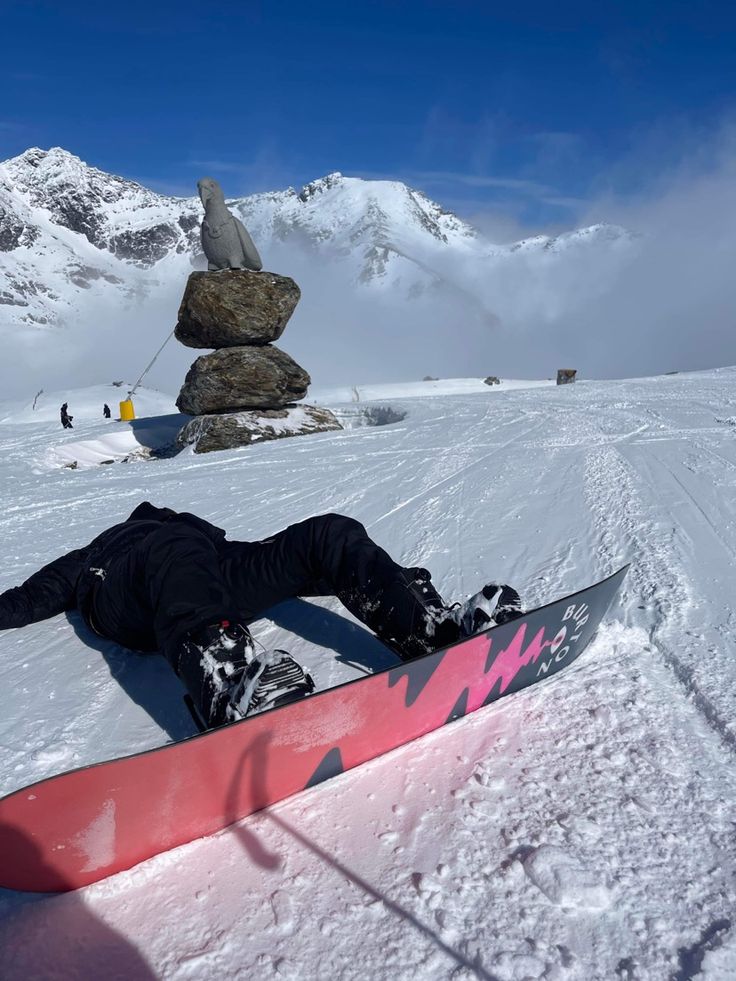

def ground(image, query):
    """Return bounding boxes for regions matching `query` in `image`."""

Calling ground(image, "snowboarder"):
[60,403,73,429]
[103,404,111,419]
[0,503,521,728]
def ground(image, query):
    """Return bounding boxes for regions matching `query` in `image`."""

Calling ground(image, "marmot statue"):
[197,177,262,272]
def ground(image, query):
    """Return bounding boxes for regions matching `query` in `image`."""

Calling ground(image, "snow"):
[309,376,555,403]
[0,383,176,425]
[1,369,736,979]
[0,384,181,470]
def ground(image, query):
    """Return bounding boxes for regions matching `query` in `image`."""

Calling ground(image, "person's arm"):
[0,548,88,630]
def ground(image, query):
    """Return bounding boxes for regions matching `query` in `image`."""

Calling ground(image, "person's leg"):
[221,513,462,660]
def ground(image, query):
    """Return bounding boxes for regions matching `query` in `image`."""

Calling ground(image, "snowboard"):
[0,565,628,893]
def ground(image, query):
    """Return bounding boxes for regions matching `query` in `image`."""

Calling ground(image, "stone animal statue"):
[197,177,262,272]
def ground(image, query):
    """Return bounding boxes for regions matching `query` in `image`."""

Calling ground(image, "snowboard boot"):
[373,567,463,662]
[173,619,256,729]
[450,583,523,636]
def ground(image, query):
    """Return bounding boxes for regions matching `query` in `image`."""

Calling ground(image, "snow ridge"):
[0,147,635,333]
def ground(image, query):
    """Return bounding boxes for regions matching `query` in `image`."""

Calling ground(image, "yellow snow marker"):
[119,399,136,421]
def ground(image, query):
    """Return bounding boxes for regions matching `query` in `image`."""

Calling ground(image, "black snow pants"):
[90,513,461,663]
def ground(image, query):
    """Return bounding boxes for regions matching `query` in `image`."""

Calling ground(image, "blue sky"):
[2,0,735,231]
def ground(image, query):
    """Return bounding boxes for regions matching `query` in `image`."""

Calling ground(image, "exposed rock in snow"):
[176,404,342,454]
[3,146,198,262]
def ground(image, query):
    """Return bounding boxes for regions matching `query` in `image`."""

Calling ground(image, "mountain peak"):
[8,145,89,177]
[5,146,156,204]
[298,172,345,202]
[13,146,79,163]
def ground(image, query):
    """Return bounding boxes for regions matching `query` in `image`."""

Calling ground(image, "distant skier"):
[60,403,73,429]
[0,503,522,729]
[103,404,111,419]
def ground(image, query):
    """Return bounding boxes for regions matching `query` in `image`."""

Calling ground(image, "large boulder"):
[175,269,301,348]
[176,345,310,414]
[176,405,342,454]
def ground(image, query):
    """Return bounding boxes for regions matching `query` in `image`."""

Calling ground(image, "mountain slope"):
[0,147,635,332]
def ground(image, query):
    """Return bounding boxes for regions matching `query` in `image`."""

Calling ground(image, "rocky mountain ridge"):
[0,147,635,333]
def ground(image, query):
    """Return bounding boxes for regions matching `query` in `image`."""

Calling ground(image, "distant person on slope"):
[103,404,111,419]
[60,403,73,429]
[0,502,522,729]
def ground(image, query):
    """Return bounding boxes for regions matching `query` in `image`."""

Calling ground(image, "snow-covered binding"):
[451,583,523,635]
[226,649,315,721]
[196,620,254,661]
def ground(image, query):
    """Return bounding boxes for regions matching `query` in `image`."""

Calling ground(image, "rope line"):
[127,327,177,399]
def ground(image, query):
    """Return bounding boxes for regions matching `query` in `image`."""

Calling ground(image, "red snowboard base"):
[0,566,627,892]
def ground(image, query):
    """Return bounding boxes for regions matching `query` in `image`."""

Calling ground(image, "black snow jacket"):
[0,502,226,632]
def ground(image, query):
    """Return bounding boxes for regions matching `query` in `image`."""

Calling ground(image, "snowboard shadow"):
[66,612,196,742]
[260,598,397,674]
[0,824,156,976]
[224,736,500,981]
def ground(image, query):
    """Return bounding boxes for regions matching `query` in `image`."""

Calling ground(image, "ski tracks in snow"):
[584,441,736,755]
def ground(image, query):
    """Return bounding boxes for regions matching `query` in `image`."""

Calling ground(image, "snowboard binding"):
[225,649,316,722]
[451,583,523,635]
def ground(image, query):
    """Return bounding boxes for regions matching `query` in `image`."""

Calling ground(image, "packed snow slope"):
[1,371,736,979]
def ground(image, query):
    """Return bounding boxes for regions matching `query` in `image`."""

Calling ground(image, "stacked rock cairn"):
[175,178,341,454]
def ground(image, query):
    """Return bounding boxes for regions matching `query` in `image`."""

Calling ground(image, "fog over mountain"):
[1,145,732,398]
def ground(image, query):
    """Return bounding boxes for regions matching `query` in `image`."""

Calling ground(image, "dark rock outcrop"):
[557,369,577,385]
[176,405,341,454]
[0,208,26,251]
[175,269,301,348]
[176,345,310,414]
[109,223,183,265]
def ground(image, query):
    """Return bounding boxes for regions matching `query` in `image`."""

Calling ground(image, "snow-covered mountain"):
[0,146,636,333]
[0,148,199,329]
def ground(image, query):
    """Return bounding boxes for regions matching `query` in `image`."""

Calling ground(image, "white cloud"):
[555,121,736,376]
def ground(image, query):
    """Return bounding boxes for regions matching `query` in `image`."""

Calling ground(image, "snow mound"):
[41,415,184,470]
[522,844,611,909]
